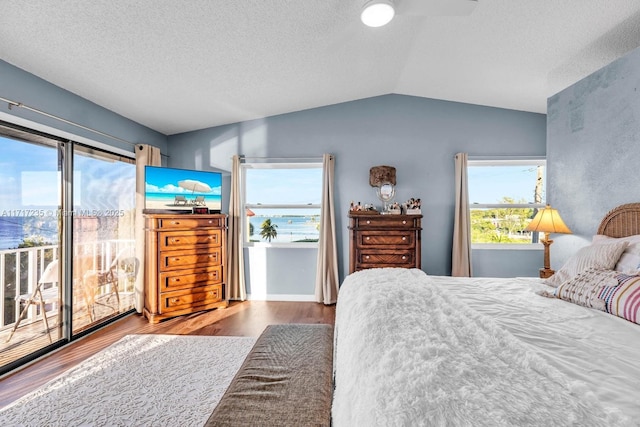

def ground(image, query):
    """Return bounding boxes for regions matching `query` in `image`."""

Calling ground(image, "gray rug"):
[0,334,256,427]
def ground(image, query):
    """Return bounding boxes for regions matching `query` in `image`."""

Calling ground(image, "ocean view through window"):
[242,162,322,245]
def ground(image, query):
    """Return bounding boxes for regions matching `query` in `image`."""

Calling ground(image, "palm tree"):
[260,218,278,242]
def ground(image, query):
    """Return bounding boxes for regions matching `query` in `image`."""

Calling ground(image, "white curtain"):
[134,144,161,313]
[315,154,339,305]
[227,155,246,300]
[452,152,472,276]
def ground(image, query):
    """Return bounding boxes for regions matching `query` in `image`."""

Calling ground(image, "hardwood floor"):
[0,300,335,408]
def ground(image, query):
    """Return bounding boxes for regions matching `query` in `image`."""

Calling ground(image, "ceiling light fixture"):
[361,0,395,28]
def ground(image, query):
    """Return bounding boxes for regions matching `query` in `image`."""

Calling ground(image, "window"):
[468,158,546,246]
[242,162,322,246]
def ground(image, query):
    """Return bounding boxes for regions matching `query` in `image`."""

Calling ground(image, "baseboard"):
[246,294,316,302]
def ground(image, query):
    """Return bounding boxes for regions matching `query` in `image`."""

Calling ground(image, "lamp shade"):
[369,165,396,187]
[525,205,572,234]
[361,0,395,27]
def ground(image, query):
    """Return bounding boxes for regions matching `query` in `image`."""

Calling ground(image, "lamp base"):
[539,268,555,279]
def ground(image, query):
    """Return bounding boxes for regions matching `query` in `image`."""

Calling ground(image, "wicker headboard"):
[596,203,640,238]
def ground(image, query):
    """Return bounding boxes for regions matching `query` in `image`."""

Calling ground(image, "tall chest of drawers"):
[144,214,228,323]
[348,213,422,274]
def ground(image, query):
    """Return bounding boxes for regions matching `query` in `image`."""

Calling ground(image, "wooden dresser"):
[348,213,422,274]
[144,214,228,323]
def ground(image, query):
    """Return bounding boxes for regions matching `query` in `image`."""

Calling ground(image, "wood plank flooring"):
[0,300,335,408]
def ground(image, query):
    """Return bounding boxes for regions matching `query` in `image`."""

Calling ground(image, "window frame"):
[241,161,322,248]
[468,157,546,249]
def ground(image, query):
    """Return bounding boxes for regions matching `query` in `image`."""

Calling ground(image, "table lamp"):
[524,204,572,278]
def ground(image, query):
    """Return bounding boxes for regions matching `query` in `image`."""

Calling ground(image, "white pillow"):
[545,241,629,287]
[592,234,640,274]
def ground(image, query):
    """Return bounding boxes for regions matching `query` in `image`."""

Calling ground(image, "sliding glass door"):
[0,132,64,368]
[0,123,136,372]
[71,146,135,333]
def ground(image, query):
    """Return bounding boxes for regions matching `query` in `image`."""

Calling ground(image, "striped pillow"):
[545,241,629,287]
[553,267,618,311]
[599,274,640,325]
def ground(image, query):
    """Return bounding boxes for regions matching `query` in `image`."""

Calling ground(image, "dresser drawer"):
[352,216,419,229]
[159,284,223,313]
[159,229,222,250]
[159,265,223,291]
[358,231,414,248]
[159,248,222,271]
[356,250,415,269]
[156,216,224,230]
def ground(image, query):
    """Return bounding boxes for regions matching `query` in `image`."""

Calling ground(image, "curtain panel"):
[227,155,247,300]
[452,152,472,276]
[134,144,161,312]
[315,154,339,304]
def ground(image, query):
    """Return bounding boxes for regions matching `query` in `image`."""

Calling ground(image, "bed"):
[332,203,640,426]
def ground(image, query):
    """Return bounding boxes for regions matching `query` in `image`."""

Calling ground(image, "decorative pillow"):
[545,241,629,287]
[599,273,640,325]
[592,234,640,274]
[552,267,618,311]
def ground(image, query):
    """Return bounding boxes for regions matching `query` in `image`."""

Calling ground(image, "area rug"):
[0,334,257,427]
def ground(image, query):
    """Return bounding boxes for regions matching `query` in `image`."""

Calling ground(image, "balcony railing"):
[0,239,134,331]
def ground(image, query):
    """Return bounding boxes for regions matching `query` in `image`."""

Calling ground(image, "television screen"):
[144,166,222,213]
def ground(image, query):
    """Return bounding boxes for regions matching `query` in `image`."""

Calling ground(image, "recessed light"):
[361,0,395,28]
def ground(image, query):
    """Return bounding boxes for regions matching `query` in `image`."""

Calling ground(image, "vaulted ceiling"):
[1,0,640,135]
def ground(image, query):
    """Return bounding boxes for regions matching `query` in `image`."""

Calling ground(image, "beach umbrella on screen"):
[178,179,212,194]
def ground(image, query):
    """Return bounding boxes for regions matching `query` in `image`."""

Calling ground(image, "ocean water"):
[0,216,59,250]
[0,217,24,249]
[248,216,319,243]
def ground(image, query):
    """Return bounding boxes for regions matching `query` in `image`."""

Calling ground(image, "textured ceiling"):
[1,0,640,135]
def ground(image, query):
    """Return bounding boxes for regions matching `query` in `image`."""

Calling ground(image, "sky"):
[468,165,545,204]
[1,136,135,211]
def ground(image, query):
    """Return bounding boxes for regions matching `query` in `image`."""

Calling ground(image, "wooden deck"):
[0,293,135,368]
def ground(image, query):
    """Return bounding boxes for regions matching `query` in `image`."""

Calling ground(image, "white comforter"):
[332,268,633,427]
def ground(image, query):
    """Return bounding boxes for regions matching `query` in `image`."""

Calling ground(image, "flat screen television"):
[144,165,222,214]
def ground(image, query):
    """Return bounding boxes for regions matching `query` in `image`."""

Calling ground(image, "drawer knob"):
[366,220,371,224]
[402,220,407,224]
[402,256,407,260]
[173,238,180,243]
[366,236,370,240]
[365,255,370,259]
[208,220,213,224]
[171,298,179,303]
[173,278,180,282]
[171,221,180,225]
[402,237,406,241]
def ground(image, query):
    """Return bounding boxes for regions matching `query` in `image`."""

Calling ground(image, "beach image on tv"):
[144,166,222,212]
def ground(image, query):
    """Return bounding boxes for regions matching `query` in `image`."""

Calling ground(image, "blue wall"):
[0,60,167,155]
[547,46,640,267]
[0,59,548,297]
[169,94,547,292]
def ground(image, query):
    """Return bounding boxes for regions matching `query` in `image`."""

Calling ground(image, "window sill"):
[244,242,319,249]
[472,243,544,250]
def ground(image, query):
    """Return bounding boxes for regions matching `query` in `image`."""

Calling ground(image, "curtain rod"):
[1,95,167,158]
[465,155,545,160]
[240,155,324,161]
